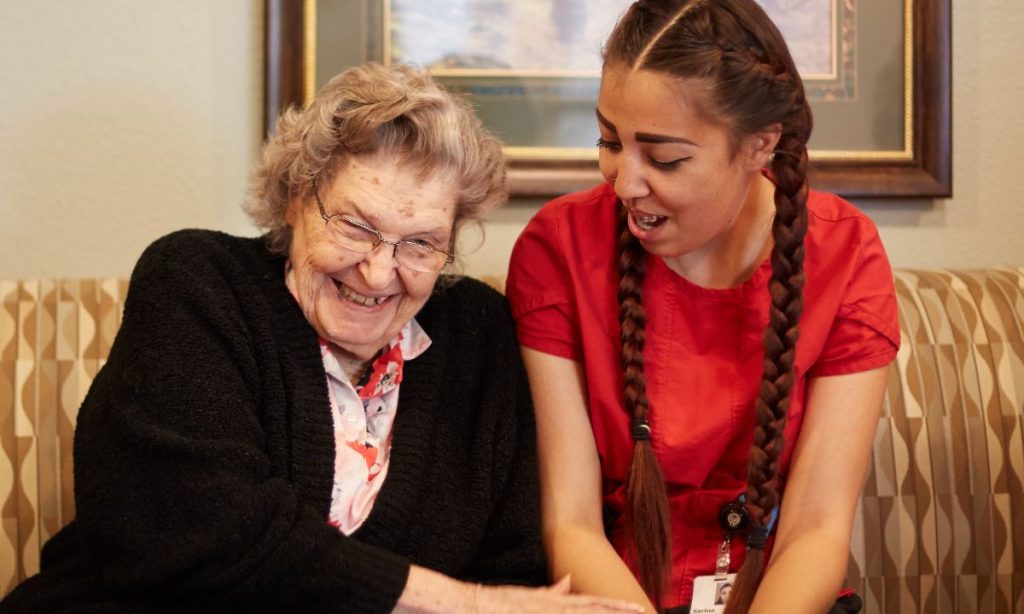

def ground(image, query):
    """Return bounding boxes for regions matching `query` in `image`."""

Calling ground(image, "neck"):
[334,346,377,387]
[663,173,775,289]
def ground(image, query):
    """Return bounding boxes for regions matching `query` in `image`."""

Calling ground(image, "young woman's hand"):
[394,566,646,613]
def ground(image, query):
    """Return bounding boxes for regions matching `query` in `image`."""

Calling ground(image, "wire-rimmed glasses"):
[312,179,455,273]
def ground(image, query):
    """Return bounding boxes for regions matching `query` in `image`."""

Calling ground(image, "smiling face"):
[285,154,457,361]
[596,63,778,276]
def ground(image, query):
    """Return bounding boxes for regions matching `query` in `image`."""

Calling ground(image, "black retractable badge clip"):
[715,497,750,579]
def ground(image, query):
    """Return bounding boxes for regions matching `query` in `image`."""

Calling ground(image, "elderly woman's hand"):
[395,566,646,613]
[463,575,647,613]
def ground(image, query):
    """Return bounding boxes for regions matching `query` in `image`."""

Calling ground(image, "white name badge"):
[690,573,737,614]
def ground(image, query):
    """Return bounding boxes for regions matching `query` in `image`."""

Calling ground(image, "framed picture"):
[265,0,951,198]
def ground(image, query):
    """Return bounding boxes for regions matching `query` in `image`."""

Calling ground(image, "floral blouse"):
[319,320,431,534]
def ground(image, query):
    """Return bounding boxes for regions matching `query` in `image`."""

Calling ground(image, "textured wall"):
[0,0,263,280]
[859,0,1024,269]
[0,1,1021,283]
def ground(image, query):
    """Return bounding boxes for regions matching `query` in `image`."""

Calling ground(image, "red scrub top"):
[506,182,900,607]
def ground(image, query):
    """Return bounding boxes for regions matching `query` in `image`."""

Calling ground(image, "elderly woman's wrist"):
[394,565,475,613]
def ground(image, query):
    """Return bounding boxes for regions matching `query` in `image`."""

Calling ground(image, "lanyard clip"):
[718,499,750,533]
[715,535,731,579]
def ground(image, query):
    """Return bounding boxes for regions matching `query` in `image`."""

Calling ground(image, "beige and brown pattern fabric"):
[1,269,1022,612]
[846,268,1024,613]
[1,278,128,597]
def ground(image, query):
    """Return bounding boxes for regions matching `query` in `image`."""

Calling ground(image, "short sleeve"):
[810,230,901,377]
[506,206,583,362]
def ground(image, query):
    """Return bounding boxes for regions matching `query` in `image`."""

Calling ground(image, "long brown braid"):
[617,204,672,607]
[605,1,813,611]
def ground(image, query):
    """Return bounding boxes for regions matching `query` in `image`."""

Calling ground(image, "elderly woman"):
[0,64,641,613]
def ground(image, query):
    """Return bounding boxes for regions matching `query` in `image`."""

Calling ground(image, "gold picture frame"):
[265,0,951,198]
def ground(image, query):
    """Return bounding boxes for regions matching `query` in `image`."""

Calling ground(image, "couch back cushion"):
[1,278,128,594]
[850,268,1024,613]
[2,270,1022,612]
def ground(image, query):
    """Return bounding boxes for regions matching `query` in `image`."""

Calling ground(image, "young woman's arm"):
[749,365,889,614]
[521,348,657,613]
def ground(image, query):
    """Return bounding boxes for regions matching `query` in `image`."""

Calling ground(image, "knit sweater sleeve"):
[441,279,548,586]
[71,231,409,612]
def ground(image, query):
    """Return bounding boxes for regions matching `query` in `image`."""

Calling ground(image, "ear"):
[284,195,303,226]
[743,123,782,171]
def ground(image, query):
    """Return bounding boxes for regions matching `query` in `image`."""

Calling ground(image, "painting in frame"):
[265,0,950,198]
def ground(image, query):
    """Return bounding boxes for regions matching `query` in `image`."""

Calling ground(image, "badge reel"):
[690,500,748,613]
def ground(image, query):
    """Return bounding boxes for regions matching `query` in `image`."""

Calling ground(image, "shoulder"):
[421,275,510,325]
[526,183,618,233]
[133,230,280,286]
[801,191,900,347]
[511,183,618,271]
[408,277,524,392]
[805,191,881,241]
[125,230,291,326]
[415,276,519,351]
[804,191,887,267]
[138,229,271,268]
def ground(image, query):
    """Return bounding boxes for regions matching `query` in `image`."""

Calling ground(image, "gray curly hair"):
[244,62,508,255]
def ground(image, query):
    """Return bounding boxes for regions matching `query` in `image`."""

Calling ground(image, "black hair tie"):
[630,418,652,441]
[747,525,770,550]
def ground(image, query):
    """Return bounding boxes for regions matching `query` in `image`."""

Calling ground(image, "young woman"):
[506,2,900,613]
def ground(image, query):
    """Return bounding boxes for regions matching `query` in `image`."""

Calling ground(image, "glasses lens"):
[329,218,377,252]
[395,242,448,273]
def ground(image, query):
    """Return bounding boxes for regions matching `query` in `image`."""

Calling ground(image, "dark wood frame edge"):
[264,0,952,199]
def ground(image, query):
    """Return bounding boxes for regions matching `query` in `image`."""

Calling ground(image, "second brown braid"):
[617,204,673,609]
[725,128,810,613]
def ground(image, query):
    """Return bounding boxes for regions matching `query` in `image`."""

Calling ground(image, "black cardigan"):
[1,230,545,613]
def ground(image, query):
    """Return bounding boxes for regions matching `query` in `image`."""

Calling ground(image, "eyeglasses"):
[312,179,455,273]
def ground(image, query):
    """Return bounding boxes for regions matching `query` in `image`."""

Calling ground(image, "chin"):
[328,335,385,359]
[637,237,682,257]
[340,344,381,361]
[318,318,389,358]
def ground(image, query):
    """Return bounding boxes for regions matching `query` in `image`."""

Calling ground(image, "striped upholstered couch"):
[2,269,1023,612]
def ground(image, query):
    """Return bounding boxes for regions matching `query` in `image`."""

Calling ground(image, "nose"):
[610,152,650,203]
[358,242,399,289]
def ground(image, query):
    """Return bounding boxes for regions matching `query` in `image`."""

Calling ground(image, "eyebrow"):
[341,197,451,240]
[595,108,700,147]
[339,197,372,223]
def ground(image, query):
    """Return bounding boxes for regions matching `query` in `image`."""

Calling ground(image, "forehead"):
[325,154,458,227]
[597,66,728,141]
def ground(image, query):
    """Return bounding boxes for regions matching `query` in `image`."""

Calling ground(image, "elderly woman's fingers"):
[469,583,646,613]
[395,566,645,613]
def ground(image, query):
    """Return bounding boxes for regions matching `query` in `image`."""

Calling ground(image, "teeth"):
[633,212,666,230]
[337,282,388,306]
